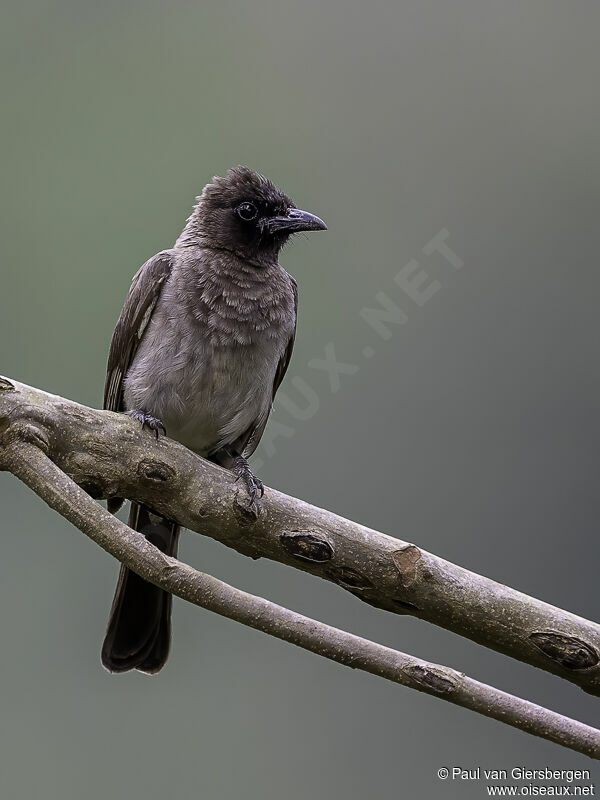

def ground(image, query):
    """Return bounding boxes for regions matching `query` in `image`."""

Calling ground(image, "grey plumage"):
[101,166,326,674]
[121,247,297,458]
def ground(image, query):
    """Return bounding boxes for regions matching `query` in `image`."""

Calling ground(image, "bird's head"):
[178,166,327,264]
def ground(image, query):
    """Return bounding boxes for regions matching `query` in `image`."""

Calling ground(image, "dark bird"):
[101,166,326,674]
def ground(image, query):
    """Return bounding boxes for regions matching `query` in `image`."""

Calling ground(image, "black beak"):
[263,208,327,235]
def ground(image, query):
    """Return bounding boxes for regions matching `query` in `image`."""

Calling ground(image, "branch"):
[1,377,598,696]
[2,435,599,758]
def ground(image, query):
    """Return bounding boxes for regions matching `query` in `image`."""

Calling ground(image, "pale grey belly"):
[123,322,281,456]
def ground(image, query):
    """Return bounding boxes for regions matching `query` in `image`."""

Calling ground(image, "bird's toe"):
[233,457,264,507]
[126,410,167,439]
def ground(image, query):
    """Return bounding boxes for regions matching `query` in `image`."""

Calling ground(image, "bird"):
[101,166,327,674]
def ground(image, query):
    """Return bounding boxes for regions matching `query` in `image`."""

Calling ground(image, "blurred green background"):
[1,1,599,797]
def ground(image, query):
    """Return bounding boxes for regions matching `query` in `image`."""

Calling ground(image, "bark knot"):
[280,531,334,562]
[409,665,456,694]
[1,419,50,455]
[137,459,176,483]
[393,545,423,588]
[529,632,599,670]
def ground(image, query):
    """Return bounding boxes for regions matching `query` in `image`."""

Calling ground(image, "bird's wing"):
[103,251,174,412]
[270,277,298,400]
[235,277,298,458]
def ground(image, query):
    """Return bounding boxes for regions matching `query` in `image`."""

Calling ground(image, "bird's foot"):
[126,410,167,440]
[233,456,264,507]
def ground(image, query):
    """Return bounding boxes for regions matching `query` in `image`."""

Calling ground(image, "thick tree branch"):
[0,376,599,701]
[1,378,598,695]
[1,434,599,758]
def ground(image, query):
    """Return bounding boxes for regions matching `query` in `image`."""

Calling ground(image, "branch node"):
[392,545,423,588]
[280,531,334,562]
[529,632,599,670]
[2,420,50,456]
[408,664,457,695]
[137,458,177,483]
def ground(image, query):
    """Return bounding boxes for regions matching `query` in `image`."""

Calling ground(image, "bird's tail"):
[101,502,180,674]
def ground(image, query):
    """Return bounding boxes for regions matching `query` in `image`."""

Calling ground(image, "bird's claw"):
[126,410,167,439]
[233,457,264,507]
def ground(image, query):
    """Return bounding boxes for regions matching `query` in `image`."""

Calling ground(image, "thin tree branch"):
[0,376,599,699]
[1,436,599,759]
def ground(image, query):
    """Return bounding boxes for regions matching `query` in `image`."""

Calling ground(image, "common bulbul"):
[101,167,326,673]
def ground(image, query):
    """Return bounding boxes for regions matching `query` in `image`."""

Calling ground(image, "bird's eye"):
[236,202,258,222]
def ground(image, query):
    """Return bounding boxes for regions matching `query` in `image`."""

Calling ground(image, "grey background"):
[0,1,598,798]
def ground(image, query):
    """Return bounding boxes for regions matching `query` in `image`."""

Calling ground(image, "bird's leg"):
[232,455,264,507]
[126,410,167,440]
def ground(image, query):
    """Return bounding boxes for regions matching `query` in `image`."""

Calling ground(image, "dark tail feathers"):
[101,502,179,674]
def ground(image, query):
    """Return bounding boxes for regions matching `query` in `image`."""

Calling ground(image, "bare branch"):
[1,432,599,758]
[0,375,599,699]
[1,377,598,695]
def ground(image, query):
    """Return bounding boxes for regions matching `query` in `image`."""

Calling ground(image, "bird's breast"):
[123,254,296,455]
[124,315,286,456]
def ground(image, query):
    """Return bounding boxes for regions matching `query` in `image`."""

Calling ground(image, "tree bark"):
[1,377,597,694]
[2,434,599,758]
[0,376,599,756]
